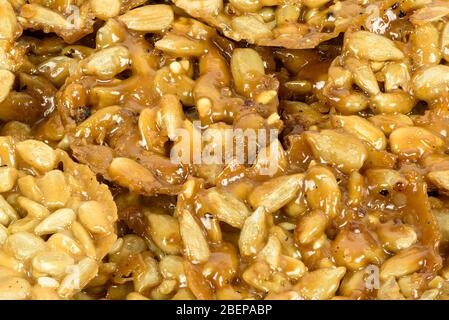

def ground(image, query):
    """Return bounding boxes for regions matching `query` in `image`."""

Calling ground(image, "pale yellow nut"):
[412,65,449,102]
[377,223,417,253]
[173,0,223,16]
[389,127,444,160]
[0,250,23,272]
[428,170,449,192]
[82,46,131,79]
[34,208,76,236]
[275,4,300,25]
[78,201,114,236]
[339,270,366,298]
[0,69,14,104]
[242,260,289,293]
[169,61,182,74]
[133,252,162,293]
[31,285,61,300]
[365,169,407,194]
[0,136,16,168]
[8,217,40,234]
[90,0,121,20]
[410,23,441,67]
[231,16,273,43]
[410,2,446,21]
[347,171,365,206]
[293,267,346,300]
[380,247,428,280]
[37,56,75,88]
[0,277,31,300]
[196,97,212,118]
[420,289,440,300]
[442,21,449,62]
[231,48,265,96]
[76,106,122,142]
[370,61,385,72]
[257,234,282,269]
[17,197,50,219]
[201,189,250,229]
[57,257,98,298]
[108,234,147,263]
[378,276,405,300]
[332,224,385,270]
[0,194,18,226]
[280,255,307,280]
[108,157,159,195]
[369,92,415,114]
[259,7,275,22]
[4,231,46,261]
[248,174,303,213]
[304,129,367,174]
[344,57,380,96]
[256,90,277,104]
[0,0,20,41]
[71,221,96,259]
[159,255,186,283]
[37,170,71,210]
[331,115,387,150]
[32,251,75,278]
[20,4,73,29]
[230,0,262,12]
[302,0,330,8]
[328,66,352,89]
[329,90,368,114]
[346,31,404,62]
[127,292,150,300]
[294,210,327,244]
[16,140,57,172]
[47,233,84,260]
[179,209,210,264]
[0,224,7,245]
[146,213,181,255]
[368,114,413,136]
[304,166,341,218]
[155,34,207,57]
[160,94,185,141]
[18,175,44,204]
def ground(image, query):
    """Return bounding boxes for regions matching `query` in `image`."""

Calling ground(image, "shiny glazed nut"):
[179,209,210,264]
[16,140,57,172]
[248,174,303,213]
[389,127,445,160]
[305,130,367,174]
[201,189,250,228]
[331,115,387,150]
[346,31,404,62]
[304,166,341,218]
[412,65,449,102]
[118,5,174,32]
[239,207,268,257]
[0,140,117,299]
